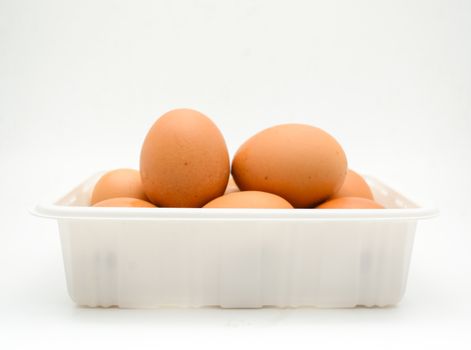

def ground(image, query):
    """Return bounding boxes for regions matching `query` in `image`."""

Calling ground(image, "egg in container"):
[140,109,230,208]
[232,124,347,208]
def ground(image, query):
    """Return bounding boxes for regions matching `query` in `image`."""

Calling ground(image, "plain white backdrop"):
[1,0,470,349]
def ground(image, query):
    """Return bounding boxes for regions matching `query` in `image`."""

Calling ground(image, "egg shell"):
[92,197,156,208]
[316,197,384,209]
[91,168,148,205]
[330,169,374,200]
[203,191,293,209]
[232,124,347,208]
[140,109,230,207]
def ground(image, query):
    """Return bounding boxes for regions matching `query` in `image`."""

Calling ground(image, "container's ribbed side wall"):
[58,219,418,308]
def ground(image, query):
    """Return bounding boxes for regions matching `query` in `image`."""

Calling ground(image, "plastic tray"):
[33,173,437,308]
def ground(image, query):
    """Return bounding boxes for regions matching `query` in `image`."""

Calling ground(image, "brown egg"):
[203,191,293,208]
[91,168,148,205]
[316,197,384,209]
[92,197,156,208]
[330,169,374,200]
[224,175,240,195]
[140,109,230,207]
[232,124,347,208]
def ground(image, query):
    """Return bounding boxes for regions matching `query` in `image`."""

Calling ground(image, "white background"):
[1,0,470,349]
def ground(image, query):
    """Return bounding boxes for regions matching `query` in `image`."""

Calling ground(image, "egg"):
[92,197,156,208]
[203,191,293,208]
[224,175,240,195]
[90,168,148,205]
[232,124,347,208]
[330,169,373,200]
[316,197,384,209]
[140,108,230,207]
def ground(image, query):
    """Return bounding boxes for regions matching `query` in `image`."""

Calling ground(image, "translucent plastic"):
[33,174,437,308]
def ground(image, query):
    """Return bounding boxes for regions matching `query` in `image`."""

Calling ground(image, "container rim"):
[31,173,438,221]
[31,204,438,221]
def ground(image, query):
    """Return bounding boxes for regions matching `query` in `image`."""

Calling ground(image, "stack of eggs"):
[91,109,383,209]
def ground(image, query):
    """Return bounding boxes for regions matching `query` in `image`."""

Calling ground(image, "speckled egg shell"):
[92,197,156,208]
[140,109,230,207]
[91,169,148,205]
[316,197,384,209]
[330,169,374,200]
[232,124,347,208]
[203,191,293,208]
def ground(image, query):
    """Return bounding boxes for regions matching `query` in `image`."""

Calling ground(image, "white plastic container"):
[33,174,437,308]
